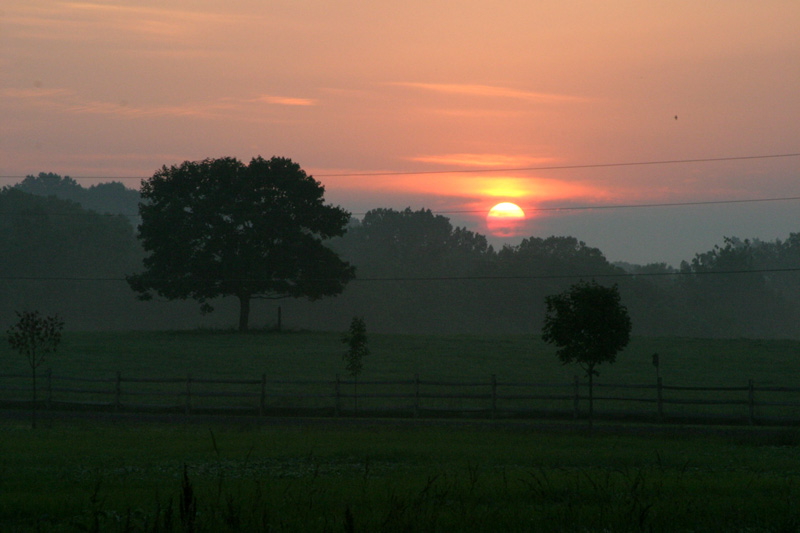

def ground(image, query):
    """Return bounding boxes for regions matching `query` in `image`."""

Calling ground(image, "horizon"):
[2,2,798,266]
[9,169,800,269]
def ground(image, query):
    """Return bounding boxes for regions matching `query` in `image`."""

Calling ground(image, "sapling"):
[6,310,64,428]
[342,317,369,412]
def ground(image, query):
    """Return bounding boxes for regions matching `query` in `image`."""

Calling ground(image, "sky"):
[2,1,799,266]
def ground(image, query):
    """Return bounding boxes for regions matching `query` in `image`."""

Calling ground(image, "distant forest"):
[2,173,799,338]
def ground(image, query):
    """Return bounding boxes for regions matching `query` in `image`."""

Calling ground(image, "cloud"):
[321,167,609,206]
[5,2,249,44]
[408,153,557,168]
[255,95,318,107]
[1,87,316,119]
[391,82,588,103]
[63,2,246,28]
[1,87,70,99]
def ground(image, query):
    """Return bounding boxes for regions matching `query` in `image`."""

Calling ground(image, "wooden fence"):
[1,371,800,425]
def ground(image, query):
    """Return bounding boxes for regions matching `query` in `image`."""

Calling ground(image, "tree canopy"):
[330,208,496,331]
[0,188,142,330]
[542,280,632,421]
[542,280,632,373]
[127,156,354,331]
[7,310,64,428]
[4,172,800,337]
[15,172,139,216]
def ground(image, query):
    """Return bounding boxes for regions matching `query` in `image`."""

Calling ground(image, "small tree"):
[342,317,369,412]
[541,281,631,425]
[6,311,65,428]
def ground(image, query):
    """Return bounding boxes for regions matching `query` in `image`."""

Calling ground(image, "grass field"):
[2,331,799,421]
[2,330,799,384]
[1,417,800,532]
[2,332,800,530]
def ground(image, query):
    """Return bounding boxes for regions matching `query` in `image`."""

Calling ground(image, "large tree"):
[541,280,631,423]
[127,156,354,331]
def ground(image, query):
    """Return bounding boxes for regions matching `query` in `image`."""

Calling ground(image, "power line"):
[1,151,798,181]
[1,267,798,283]
[315,153,800,178]
[353,267,800,281]
[1,193,799,219]
[435,195,800,215]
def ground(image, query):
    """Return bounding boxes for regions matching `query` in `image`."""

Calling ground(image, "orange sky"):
[1,1,799,263]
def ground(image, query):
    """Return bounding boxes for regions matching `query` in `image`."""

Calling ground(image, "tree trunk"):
[588,365,594,430]
[238,294,251,332]
[31,365,38,429]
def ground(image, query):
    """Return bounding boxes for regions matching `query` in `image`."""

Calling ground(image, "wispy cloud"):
[2,88,71,99]
[62,1,246,31]
[408,153,557,168]
[5,2,249,44]
[254,95,318,107]
[391,82,588,103]
[323,168,609,205]
[1,87,316,119]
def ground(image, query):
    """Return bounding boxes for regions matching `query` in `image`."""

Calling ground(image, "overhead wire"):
[1,151,797,215]
[0,194,799,219]
[1,151,798,217]
[314,152,800,177]
[0,151,798,181]
[1,151,797,284]
[1,266,799,283]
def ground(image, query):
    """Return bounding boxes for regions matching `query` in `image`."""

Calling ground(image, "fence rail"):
[1,371,800,425]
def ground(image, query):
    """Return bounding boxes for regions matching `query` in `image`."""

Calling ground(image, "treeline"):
[0,174,237,330]
[2,174,799,338]
[14,172,140,217]
[293,208,800,338]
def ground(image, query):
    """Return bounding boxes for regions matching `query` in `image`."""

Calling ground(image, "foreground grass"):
[1,418,800,531]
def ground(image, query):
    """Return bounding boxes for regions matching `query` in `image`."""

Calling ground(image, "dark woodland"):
[2,174,799,338]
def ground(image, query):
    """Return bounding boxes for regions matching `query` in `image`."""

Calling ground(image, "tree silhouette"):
[342,316,369,411]
[6,311,64,428]
[542,280,631,425]
[127,156,354,331]
[15,172,139,216]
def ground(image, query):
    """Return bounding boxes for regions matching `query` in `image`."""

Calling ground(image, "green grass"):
[1,330,798,384]
[1,418,800,531]
[1,331,799,421]
[2,331,800,530]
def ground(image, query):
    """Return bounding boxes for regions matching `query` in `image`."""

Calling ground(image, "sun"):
[486,202,526,237]
[488,202,525,219]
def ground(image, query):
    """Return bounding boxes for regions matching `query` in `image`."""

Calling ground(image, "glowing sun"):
[487,202,526,237]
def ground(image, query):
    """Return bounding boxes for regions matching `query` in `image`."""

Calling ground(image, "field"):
[2,331,800,531]
[2,418,800,531]
[2,330,799,385]
[2,331,800,421]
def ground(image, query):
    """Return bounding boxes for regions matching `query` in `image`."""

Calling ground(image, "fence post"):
[657,376,663,421]
[491,374,497,418]
[185,375,192,415]
[414,373,420,418]
[748,379,755,425]
[260,373,266,416]
[46,369,52,411]
[335,374,341,417]
[573,375,580,419]
[115,371,122,412]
